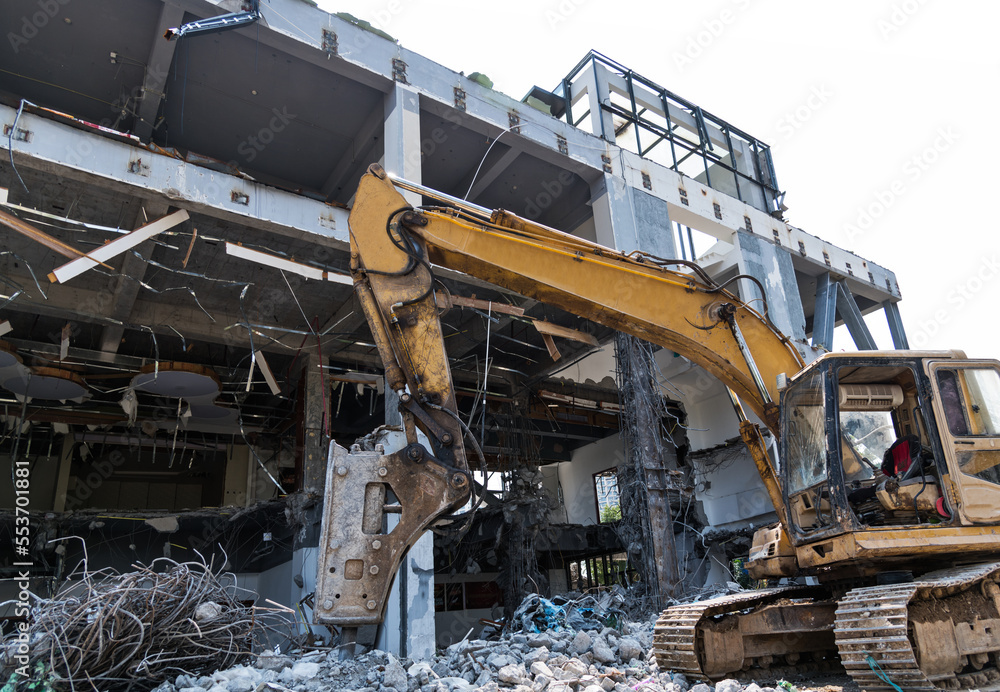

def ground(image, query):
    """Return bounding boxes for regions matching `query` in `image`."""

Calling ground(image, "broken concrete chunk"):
[616,637,643,663]
[569,630,592,655]
[530,661,554,678]
[225,678,255,692]
[690,685,712,692]
[524,645,549,664]
[289,661,320,681]
[591,636,615,664]
[383,654,407,691]
[194,601,223,622]
[498,663,526,684]
[257,654,294,672]
[474,668,492,687]
[408,660,436,685]
[714,680,742,692]
[528,633,553,648]
[561,658,589,679]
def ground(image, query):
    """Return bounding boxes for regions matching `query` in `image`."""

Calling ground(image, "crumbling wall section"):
[614,333,703,608]
[493,401,556,612]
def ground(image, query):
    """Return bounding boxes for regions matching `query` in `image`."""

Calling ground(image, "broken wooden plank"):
[531,319,600,347]
[225,241,353,285]
[444,294,525,316]
[227,241,323,280]
[254,349,281,395]
[328,372,382,387]
[49,209,190,283]
[0,207,113,268]
[540,332,561,361]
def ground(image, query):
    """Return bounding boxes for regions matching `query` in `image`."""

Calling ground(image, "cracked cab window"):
[782,370,833,533]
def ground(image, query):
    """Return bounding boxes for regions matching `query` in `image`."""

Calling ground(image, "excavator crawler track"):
[653,586,836,681]
[836,561,1000,691]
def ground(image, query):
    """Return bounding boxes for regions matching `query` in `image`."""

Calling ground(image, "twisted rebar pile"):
[2,557,284,691]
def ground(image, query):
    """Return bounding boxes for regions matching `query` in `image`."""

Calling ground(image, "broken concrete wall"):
[654,351,777,532]
[537,464,567,524]
[555,433,624,525]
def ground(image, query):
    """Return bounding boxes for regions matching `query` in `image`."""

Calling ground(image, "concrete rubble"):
[144,615,854,692]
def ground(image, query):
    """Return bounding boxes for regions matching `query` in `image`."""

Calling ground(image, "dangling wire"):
[8,99,35,193]
[463,125,520,201]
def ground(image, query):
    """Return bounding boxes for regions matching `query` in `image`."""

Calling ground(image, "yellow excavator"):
[315,164,1000,691]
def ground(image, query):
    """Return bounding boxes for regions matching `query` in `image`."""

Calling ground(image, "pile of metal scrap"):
[0,557,288,691]
[509,586,628,634]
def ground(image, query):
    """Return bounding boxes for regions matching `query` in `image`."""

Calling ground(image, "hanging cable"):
[0,251,47,299]
[8,99,35,193]
[463,125,520,200]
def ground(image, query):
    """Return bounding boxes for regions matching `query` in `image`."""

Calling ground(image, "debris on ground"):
[104,588,857,692]
[0,558,289,691]
[2,582,858,692]
[509,588,628,633]
[136,622,857,692]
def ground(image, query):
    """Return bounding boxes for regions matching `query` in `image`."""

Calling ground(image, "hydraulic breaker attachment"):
[314,440,470,626]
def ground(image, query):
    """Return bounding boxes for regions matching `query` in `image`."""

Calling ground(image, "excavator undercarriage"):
[653,562,1000,690]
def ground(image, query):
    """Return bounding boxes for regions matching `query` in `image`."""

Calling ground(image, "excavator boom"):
[315,164,801,628]
[351,165,803,428]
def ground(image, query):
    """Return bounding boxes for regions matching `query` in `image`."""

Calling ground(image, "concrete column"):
[51,434,74,513]
[617,335,680,604]
[377,82,435,660]
[223,444,249,507]
[582,61,616,142]
[383,82,422,202]
[734,231,807,343]
[590,174,675,257]
[302,352,329,496]
[373,430,435,659]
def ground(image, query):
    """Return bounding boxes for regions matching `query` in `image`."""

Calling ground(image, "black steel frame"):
[557,51,783,216]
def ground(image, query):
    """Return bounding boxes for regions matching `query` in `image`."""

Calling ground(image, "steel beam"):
[883,300,910,350]
[812,272,837,351]
[134,4,186,141]
[0,104,350,246]
[836,281,877,350]
[320,99,386,202]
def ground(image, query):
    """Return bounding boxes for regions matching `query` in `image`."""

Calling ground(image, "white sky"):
[315,0,1000,359]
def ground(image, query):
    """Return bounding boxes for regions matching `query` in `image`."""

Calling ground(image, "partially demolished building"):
[0,0,908,657]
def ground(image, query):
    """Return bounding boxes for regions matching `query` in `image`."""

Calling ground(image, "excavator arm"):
[314,164,804,629]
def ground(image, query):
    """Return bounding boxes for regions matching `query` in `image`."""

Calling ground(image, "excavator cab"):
[778,352,1000,560]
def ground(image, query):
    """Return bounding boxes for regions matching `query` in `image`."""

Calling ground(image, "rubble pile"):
[142,613,852,692]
